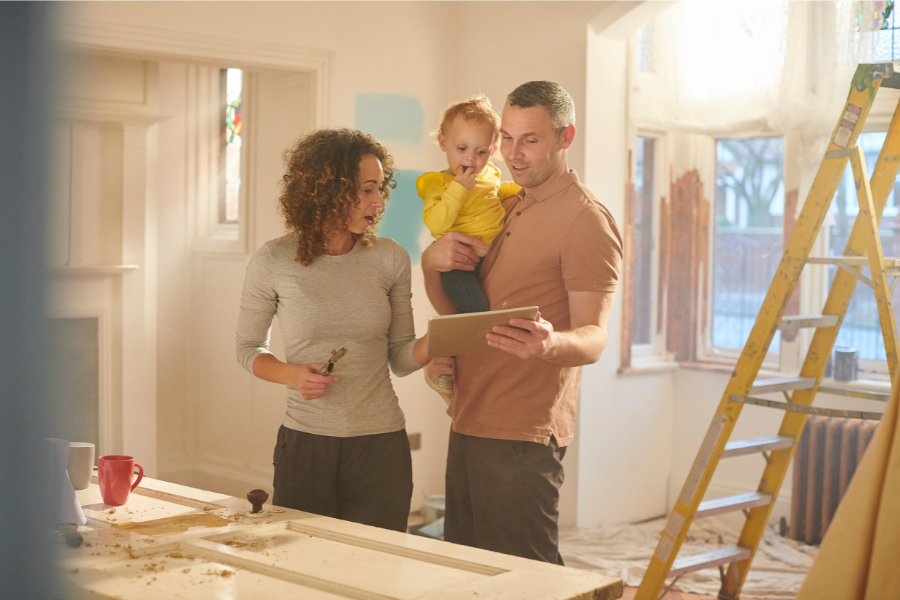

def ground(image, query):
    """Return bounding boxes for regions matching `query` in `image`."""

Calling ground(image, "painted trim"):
[55,18,331,129]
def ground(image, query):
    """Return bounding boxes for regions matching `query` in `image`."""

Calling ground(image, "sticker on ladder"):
[833,104,861,148]
[665,511,685,540]
[655,534,675,564]
[680,412,728,506]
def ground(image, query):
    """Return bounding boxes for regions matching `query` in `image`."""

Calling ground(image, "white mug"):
[68,442,95,491]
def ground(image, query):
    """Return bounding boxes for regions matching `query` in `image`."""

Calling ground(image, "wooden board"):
[67,477,622,600]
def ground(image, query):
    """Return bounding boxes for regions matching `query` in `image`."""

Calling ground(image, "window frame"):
[191,66,253,255]
[629,130,670,364]
[697,131,786,371]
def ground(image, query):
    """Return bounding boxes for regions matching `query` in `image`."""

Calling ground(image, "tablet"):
[425,306,539,358]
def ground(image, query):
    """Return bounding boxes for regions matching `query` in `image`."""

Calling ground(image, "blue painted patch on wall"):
[377,169,427,261]
[355,94,425,145]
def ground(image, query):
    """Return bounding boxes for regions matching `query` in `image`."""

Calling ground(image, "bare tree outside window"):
[713,137,784,351]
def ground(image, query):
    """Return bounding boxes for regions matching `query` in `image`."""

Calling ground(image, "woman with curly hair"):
[235,128,432,532]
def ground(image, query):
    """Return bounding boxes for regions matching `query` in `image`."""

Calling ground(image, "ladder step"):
[749,376,816,394]
[778,314,839,330]
[721,435,794,458]
[669,545,753,578]
[807,256,900,277]
[818,385,890,402]
[807,256,900,267]
[696,492,772,519]
[729,394,884,420]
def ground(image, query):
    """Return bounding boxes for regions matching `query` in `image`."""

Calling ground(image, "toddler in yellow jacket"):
[416,95,520,315]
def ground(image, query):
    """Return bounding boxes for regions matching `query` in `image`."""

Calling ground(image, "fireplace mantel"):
[50,265,140,276]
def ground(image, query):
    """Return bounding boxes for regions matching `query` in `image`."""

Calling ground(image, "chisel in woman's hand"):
[316,348,348,375]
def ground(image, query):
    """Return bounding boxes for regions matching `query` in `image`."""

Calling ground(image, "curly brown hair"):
[279,128,396,266]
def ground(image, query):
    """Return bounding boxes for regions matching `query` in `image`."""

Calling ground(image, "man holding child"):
[422,80,623,564]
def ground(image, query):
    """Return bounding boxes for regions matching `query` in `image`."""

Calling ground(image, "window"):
[221,68,242,225]
[621,133,669,371]
[632,136,656,346]
[189,64,249,252]
[635,22,656,73]
[712,136,785,355]
[829,131,900,372]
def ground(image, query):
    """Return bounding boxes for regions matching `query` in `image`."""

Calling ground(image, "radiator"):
[789,416,878,544]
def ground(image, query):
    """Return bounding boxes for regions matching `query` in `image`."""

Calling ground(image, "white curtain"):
[631,0,875,140]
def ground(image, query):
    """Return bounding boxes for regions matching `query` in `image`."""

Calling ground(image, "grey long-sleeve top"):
[235,233,422,437]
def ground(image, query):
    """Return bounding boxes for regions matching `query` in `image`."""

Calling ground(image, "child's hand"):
[454,166,478,190]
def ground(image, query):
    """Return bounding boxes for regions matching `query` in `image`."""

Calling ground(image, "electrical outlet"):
[408,432,421,451]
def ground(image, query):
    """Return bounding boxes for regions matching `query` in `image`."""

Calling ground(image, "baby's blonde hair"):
[435,94,501,142]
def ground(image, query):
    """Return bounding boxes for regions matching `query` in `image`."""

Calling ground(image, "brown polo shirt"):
[451,171,622,447]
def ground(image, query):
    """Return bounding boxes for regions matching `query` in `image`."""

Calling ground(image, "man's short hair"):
[506,81,575,130]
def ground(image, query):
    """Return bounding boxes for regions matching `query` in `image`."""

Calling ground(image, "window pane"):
[713,137,784,351]
[636,22,655,73]
[830,131,900,361]
[221,68,242,224]
[632,137,655,345]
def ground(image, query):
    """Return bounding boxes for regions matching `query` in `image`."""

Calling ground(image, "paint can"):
[834,346,858,381]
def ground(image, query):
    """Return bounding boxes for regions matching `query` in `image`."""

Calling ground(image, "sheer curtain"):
[631,0,869,141]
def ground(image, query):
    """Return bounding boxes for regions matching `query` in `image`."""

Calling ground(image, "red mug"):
[97,455,144,506]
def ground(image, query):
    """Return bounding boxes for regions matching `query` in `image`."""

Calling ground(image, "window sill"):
[819,376,891,393]
[677,363,891,394]
[677,361,735,375]
[618,357,680,376]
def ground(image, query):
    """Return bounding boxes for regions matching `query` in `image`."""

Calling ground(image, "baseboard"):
[668,474,792,530]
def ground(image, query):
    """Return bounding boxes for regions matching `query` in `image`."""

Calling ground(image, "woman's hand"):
[426,356,455,379]
[290,364,338,400]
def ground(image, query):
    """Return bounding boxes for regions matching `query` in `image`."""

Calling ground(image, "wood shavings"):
[222,539,262,548]
[114,513,229,536]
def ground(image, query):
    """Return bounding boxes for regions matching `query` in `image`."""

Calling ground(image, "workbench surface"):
[65,476,622,599]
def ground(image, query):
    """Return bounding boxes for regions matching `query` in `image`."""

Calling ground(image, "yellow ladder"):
[636,63,900,600]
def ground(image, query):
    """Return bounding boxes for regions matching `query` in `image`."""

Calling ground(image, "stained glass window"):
[221,68,242,224]
[858,0,899,61]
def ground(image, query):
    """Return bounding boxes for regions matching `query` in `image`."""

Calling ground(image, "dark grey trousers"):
[272,425,413,533]
[444,429,567,564]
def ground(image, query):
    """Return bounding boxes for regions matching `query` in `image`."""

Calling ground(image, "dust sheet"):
[560,516,817,599]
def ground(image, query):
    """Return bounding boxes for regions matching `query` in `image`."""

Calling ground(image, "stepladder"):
[636,62,900,600]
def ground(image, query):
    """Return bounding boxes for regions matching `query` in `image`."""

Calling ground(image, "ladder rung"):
[807,256,900,267]
[749,376,816,394]
[696,492,772,519]
[818,385,890,402]
[729,394,884,420]
[778,314,839,330]
[721,435,794,458]
[669,545,753,578]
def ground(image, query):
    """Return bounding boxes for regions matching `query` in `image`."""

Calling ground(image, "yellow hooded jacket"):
[416,162,520,245]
